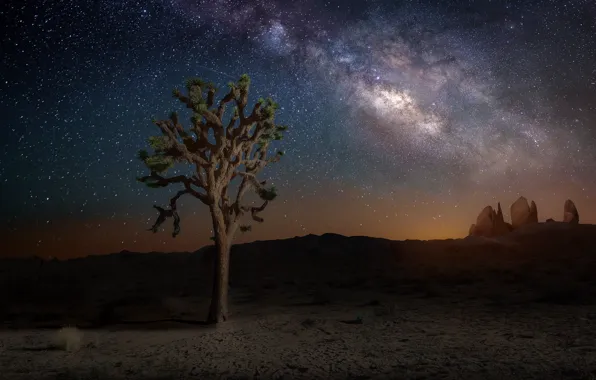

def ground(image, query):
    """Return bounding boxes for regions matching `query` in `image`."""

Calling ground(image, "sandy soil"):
[2,297,596,379]
[2,223,596,379]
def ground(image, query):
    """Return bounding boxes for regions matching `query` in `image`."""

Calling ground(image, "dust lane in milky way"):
[1,0,596,257]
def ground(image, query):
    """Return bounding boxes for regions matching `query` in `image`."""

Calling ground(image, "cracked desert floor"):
[2,223,596,379]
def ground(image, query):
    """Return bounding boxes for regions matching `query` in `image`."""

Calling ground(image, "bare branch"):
[216,88,236,119]
[206,87,216,108]
[138,173,189,186]
[148,205,173,234]
[138,172,209,205]
[236,171,266,190]
[228,171,272,224]
[241,200,269,223]
[226,111,239,139]
[202,110,223,128]
[147,189,189,237]
[240,101,263,127]
[242,153,282,171]
[172,91,193,109]
[154,120,209,167]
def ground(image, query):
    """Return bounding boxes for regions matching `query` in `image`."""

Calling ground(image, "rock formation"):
[467,196,578,237]
[529,201,538,224]
[493,202,512,236]
[469,203,511,237]
[468,223,476,236]
[510,196,538,229]
[473,205,496,237]
[563,199,579,224]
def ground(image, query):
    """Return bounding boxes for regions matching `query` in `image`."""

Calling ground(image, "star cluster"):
[1,0,596,257]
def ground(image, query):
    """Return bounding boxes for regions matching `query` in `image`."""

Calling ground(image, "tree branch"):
[242,154,281,171]
[147,190,189,237]
[206,88,216,108]
[241,200,269,223]
[241,101,263,126]
[228,171,270,222]
[216,89,236,119]
[141,75,286,245]
[154,120,209,167]
[201,110,223,128]
[138,172,209,205]
[172,91,193,109]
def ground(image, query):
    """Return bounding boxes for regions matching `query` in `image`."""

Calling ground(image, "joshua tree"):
[137,74,287,323]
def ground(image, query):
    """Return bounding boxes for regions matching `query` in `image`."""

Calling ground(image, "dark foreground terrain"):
[1,222,596,379]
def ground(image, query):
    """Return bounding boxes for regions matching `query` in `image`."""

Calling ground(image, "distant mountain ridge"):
[6,222,596,262]
[2,222,596,328]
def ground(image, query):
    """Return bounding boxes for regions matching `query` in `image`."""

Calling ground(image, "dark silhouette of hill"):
[2,223,596,379]
[2,222,595,328]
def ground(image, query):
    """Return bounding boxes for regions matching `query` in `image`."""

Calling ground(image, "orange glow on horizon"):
[2,182,594,259]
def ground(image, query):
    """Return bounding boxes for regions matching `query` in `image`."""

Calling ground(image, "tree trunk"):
[207,205,230,324]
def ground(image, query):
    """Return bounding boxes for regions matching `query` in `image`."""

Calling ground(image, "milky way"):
[2,0,596,256]
[169,0,596,186]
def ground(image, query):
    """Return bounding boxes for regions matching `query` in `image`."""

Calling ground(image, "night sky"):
[2,0,596,258]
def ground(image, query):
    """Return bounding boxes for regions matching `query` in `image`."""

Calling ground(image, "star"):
[1,0,596,257]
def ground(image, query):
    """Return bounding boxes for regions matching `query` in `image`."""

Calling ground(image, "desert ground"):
[1,222,596,379]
